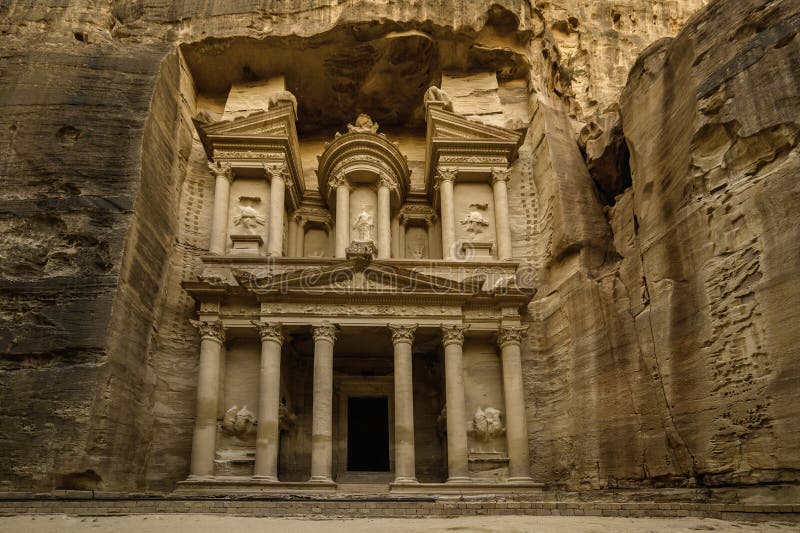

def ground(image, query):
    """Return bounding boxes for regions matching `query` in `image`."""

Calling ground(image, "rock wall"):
[2,0,797,498]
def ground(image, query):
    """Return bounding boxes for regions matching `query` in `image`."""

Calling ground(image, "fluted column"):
[333,174,350,257]
[310,324,337,483]
[441,324,471,483]
[377,175,393,259]
[498,326,533,482]
[492,168,513,260]
[252,322,284,481]
[389,324,418,484]
[266,163,286,257]
[208,162,233,255]
[437,168,457,260]
[189,319,225,478]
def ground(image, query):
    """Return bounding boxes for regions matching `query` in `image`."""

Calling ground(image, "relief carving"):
[232,196,266,234]
[460,203,490,236]
[472,407,506,441]
[221,405,257,438]
[347,113,380,134]
[424,86,453,111]
[352,208,375,242]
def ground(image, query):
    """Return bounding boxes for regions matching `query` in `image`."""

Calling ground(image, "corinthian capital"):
[263,161,287,181]
[491,167,511,184]
[378,173,398,192]
[208,161,233,182]
[441,324,469,347]
[388,324,417,345]
[328,172,349,189]
[497,326,528,348]
[252,321,284,344]
[190,319,225,344]
[436,167,457,183]
[312,323,338,344]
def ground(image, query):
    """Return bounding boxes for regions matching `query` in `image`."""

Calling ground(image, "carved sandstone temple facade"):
[180,86,539,493]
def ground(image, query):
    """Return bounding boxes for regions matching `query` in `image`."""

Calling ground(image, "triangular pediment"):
[199,106,295,139]
[428,106,522,144]
[234,259,486,297]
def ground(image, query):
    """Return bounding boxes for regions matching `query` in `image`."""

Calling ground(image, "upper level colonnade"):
[194,85,524,264]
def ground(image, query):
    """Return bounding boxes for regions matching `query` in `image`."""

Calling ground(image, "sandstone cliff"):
[1,0,797,500]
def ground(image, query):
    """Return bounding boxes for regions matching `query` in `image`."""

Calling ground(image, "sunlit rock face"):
[1,0,797,501]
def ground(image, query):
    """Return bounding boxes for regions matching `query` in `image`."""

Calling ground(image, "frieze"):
[261,303,456,317]
[438,155,508,165]
[214,150,286,160]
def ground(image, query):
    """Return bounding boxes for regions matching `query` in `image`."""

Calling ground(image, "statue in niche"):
[460,203,490,237]
[472,407,506,441]
[232,196,266,234]
[352,207,375,242]
[347,113,379,134]
[221,405,257,438]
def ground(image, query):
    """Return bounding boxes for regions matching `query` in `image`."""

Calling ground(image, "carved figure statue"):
[472,407,506,441]
[221,405,257,438]
[424,86,454,111]
[347,113,379,134]
[460,203,490,236]
[352,208,375,242]
[232,197,266,234]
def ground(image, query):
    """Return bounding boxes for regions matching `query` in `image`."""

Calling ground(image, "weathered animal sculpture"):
[473,407,506,441]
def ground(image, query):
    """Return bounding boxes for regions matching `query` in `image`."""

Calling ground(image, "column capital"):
[378,173,398,192]
[312,323,338,344]
[262,161,287,181]
[208,161,233,182]
[491,167,511,184]
[252,321,283,343]
[436,167,457,183]
[498,326,528,348]
[388,324,417,345]
[441,324,469,347]
[190,319,225,344]
[329,172,350,189]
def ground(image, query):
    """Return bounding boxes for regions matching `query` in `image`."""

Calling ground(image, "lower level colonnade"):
[186,320,534,486]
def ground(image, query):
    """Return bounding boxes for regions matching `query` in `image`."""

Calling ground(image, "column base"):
[308,476,335,484]
[251,475,279,483]
[392,476,419,485]
[506,476,535,484]
[446,476,473,484]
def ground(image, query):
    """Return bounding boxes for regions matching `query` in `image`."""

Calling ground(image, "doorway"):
[347,396,390,472]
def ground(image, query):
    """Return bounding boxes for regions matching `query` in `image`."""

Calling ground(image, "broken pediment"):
[424,103,525,193]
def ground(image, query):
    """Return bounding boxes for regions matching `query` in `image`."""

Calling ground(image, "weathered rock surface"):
[1,0,797,500]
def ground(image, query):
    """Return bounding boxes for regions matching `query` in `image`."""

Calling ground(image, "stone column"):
[397,217,406,259]
[208,162,233,255]
[253,322,284,481]
[492,168,513,261]
[189,319,225,478]
[498,326,533,482]
[441,325,471,483]
[389,324,418,484]
[377,175,393,259]
[425,215,437,260]
[296,219,306,258]
[266,163,286,257]
[333,174,350,258]
[309,324,337,483]
[288,215,298,257]
[391,215,400,258]
[437,168,457,260]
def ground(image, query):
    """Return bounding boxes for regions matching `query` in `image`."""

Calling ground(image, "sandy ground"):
[0,515,797,533]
